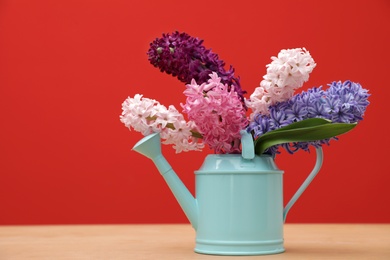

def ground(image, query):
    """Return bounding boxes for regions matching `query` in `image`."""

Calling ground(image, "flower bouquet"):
[120,31,370,157]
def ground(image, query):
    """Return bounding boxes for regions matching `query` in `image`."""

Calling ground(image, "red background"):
[0,0,389,225]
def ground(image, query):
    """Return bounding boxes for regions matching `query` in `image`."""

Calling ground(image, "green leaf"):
[254,118,357,155]
[267,118,332,132]
[254,118,331,148]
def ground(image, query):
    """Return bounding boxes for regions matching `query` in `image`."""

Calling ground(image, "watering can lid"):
[195,153,282,174]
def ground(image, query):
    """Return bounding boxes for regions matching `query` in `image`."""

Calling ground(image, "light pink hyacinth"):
[247,48,316,117]
[120,94,204,153]
[182,72,248,154]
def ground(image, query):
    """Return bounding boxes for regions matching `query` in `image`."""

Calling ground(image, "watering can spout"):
[132,133,198,229]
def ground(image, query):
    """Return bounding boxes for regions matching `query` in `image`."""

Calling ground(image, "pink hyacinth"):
[182,72,248,154]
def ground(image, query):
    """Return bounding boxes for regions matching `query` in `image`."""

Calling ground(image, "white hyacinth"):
[247,48,316,117]
[120,94,203,153]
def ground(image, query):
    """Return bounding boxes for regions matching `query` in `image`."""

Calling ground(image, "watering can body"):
[132,132,323,255]
[194,154,284,255]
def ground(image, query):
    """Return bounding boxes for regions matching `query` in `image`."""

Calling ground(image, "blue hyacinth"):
[247,81,370,155]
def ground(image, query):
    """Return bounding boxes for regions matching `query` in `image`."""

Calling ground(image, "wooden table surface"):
[0,224,389,259]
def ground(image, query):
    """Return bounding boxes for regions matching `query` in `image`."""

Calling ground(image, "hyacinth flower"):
[182,73,248,154]
[121,32,370,156]
[147,31,247,106]
[247,81,370,155]
[246,48,316,117]
[120,94,204,153]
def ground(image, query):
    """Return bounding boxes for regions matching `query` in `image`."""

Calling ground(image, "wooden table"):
[0,224,389,259]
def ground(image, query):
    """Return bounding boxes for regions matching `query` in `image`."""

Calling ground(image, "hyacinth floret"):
[325,80,370,123]
[120,94,204,153]
[147,31,246,106]
[246,48,316,117]
[247,80,370,154]
[182,72,248,154]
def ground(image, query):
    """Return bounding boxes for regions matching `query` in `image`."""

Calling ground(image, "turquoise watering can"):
[132,131,323,255]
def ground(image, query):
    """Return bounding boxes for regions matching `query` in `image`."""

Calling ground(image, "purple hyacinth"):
[147,31,246,105]
[247,80,370,155]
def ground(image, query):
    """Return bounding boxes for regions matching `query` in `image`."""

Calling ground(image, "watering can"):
[132,130,323,255]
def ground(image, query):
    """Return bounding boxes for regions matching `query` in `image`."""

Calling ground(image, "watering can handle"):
[283,147,323,222]
[240,130,255,159]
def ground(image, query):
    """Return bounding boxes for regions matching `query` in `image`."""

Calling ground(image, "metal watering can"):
[132,130,323,255]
